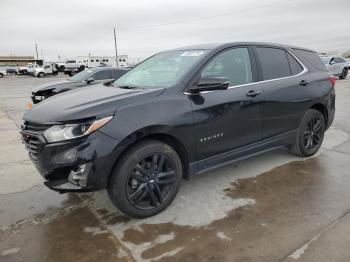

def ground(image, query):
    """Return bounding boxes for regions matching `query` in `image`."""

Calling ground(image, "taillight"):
[328,76,336,88]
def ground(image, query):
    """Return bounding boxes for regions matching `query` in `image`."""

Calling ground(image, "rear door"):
[328,57,339,75]
[334,57,346,74]
[255,46,309,139]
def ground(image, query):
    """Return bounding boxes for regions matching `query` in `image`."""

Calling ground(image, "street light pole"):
[114,27,118,68]
[35,43,38,60]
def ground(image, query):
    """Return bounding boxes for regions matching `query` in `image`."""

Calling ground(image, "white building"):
[76,55,129,68]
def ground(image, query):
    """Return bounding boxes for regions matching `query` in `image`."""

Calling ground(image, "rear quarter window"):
[286,52,304,75]
[292,49,327,71]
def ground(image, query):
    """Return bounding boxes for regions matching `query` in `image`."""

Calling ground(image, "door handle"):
[299,80,310,86]
[246,90,262,97]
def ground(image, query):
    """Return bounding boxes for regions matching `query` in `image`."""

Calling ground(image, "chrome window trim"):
[184,49,308,95]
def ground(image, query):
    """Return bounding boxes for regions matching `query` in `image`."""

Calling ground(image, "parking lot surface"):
[1,75,350,262]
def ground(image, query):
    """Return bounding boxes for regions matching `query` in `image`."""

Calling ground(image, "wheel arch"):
[108,128,191,186]
[310,103,328,127]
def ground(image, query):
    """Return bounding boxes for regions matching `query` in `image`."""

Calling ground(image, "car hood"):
[24,84,165,124]
[32,80,77,93]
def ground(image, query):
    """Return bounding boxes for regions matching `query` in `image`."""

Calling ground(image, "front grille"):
[22,121,48,132]
[20,122,49,160]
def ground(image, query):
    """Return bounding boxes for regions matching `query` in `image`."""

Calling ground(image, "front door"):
[189,47,263,161]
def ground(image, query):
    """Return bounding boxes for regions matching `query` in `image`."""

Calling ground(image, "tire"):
[339,68,348,80]
[38,72,45,78]
[0,73,3,78]
[289,109,325,157]
[108,140,182,218]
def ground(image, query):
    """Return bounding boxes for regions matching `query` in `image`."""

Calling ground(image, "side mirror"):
[190,77,230,94]
[329,60,335,65]
[85,77,94,84]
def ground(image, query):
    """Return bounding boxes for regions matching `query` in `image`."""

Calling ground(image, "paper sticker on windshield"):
[180,51,204,57]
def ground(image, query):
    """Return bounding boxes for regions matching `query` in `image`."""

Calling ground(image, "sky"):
[0,0,349,62]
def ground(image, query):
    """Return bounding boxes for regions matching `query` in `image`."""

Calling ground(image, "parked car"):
[21,42,335,218]
[64,60,85,76]
[320,56,348,79]
[6,66,18,75]
[31,67,129,103]
[33,64,59,78]
[0,66,7,78]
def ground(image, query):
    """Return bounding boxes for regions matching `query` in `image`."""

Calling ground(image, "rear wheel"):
[0,73,3,78]
[289,109,325,157]
[339,68,348,80]
[38,72,45,78]
[108,140,182,218]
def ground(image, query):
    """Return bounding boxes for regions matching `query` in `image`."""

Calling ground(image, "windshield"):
[70,69,93,81]
[320,57,330,65]
[114,50,208,88]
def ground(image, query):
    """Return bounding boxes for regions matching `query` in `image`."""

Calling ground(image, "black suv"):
[21,42,335,218]
[31,67,128,103]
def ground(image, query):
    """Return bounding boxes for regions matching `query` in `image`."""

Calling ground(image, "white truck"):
[33,64,59,77]
[18,63,40,75]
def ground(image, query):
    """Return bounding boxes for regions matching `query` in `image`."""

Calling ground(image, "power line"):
[119,0,294,30]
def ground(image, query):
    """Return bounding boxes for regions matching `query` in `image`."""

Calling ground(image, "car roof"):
[169,42,316,53]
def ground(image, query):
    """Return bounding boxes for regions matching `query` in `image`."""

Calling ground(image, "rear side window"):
[201,47,253,86]
[293,49,327,71]
[287,52,303,75]
[256,47,290,80]
[92,70,112,80]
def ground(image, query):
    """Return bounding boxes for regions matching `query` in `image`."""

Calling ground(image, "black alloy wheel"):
[339,68,348,80]
[303,116,323,151]
[108,140,182,218]
[289,109,325,157]
[126,154,176,210]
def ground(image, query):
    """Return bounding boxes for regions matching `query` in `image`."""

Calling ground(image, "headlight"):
[43,116,113,143]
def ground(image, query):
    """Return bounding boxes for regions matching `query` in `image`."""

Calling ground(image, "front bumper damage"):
[21,126,121,193]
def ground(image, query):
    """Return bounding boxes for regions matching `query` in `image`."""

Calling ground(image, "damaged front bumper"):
[21,128,121,193]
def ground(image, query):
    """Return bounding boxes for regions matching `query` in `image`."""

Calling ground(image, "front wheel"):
[108,140,182,218]
[289,109,325,157]
[0,73,3,78]
[339,68,348,80]
[38,72,45,78]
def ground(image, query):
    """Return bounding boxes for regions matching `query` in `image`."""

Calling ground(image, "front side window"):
[201,47,253,86]
[257,47,291,80]
[70,69,93,81]
[111,70,126,79]
[92,70,112,80]
[115,50,208,88]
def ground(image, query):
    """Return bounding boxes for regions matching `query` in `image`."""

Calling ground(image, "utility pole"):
[114,27,118,68]
[35,43,39,59]
[41,49,44,61]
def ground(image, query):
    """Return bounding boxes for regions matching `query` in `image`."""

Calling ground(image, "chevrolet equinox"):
[21,42,336,218]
